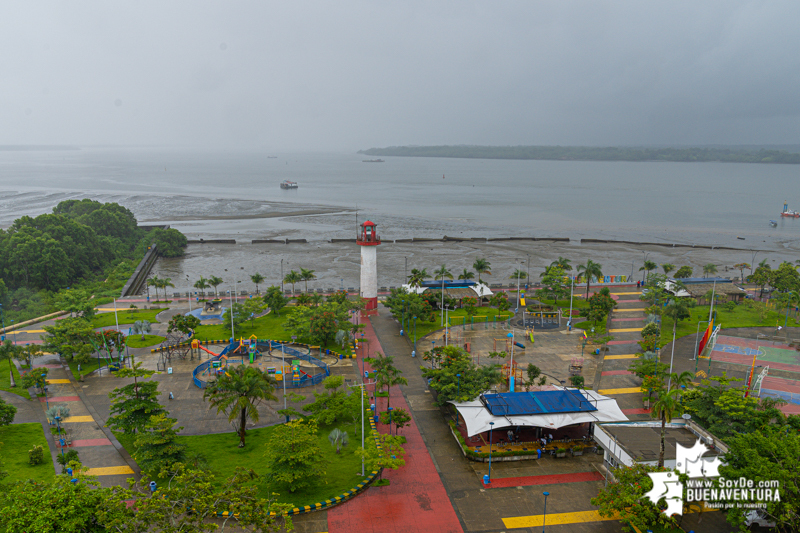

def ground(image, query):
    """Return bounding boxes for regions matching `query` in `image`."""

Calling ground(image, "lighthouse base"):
[364,297,378,311]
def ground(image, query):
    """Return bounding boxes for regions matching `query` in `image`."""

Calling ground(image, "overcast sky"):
[2,1,798,150]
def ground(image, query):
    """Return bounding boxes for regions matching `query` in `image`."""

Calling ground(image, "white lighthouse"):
[357,220,381,310]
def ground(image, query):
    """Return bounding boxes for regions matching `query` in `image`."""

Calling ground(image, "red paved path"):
[34,364,63,369]
[763,376,800,394]
[622,408,651,415]
[486,471,603,489]
[40,396,80,402]
[610,317,644,322]
[608,340,638,345]
[71,438,113,447]
[327,316,463,533]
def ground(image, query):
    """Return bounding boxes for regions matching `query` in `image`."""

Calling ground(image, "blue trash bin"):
[537,449,542,459]
[483,474,490,485]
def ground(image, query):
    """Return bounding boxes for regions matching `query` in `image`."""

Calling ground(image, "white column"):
[360,246,377,300]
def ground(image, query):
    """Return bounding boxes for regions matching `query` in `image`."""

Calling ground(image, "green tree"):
[356,430,406,481]
[472,258,491,284]
[0,340,19,388]
[193,276,209,296]
[222,302,249,328]
[167,314,200,336]
[147,276,161,301]
[421,346,502,406]
[263,285,289,316]
[130,319,152,341]
[569,375,585,388]
[750,263,773,297]
[702,263,718,277]
[673,265,693,278]
[264,419,326,492]
[283,270,301,294]
[509,269,527,281]
[660,263,675,275]
[771,261,800,294]
[538,265,569,303]
[41,317,95,360]
[577,259,603,299]
[241,297,266,326]
[639,259,657,283]
[550,256,572,272]
[150,227,188,257]
[366,354,408,410]
[407,268,429,288]
[733,262,751,282]
[303,376,354,425]
[489,291,510,311]
[20,367,48,392]
[651,387,683,467]
[718,425,800,532]
[54,288,96,319]
[250,272,265,294]
[0,396,17,426]
[208,275,224,297]
[381,407,411,435]
[157,277,175,301]
[591,463,679,533]
[299,268,316,292]
[457,268,474,281]
[204,365,277,448]
[462,296,478,317]
[327,428,349,454]
[587,287,617,323]
[106,363,164,435]
[133,413,186,474]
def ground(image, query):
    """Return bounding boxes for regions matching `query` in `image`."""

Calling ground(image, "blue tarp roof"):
[481,390,598,416]
[419,280,477,288]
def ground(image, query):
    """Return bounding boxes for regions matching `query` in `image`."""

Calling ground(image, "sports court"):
[710,335,800,414]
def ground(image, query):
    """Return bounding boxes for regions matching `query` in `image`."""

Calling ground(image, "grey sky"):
[1,1,798,150]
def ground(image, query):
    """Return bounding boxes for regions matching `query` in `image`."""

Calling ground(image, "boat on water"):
[280,180,298,189]
[362,159,384,163]
[781,201,800,217]
[267,156,278,159]
[769,220,778,227]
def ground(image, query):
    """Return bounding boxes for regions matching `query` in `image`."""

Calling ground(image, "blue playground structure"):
[192,340,330,389]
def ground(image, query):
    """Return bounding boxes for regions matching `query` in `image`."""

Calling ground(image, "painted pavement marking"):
[71,438,113,447]
[608,340,638,345]
[39,396,80,402]
[609,327,642,333]
[486,471,603,488]
[604,354,638,360]
[17,329,46,333]
[33,364,62,368]
[611,292,645,295]
[601,370,633,376]
[611,317,644,322]
[622,408,651,415]
[503,510,617,528]
[63,416,95,423]
[85,466,135,476]
[46,379,71,384]
[613,308,646,312]
[597,387,642,395]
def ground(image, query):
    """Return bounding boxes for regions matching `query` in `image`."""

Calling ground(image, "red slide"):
[197,345,220,357]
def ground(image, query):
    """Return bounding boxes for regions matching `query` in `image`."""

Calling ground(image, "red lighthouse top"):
[357,220,381,246]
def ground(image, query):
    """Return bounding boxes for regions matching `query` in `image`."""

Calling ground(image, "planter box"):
[555,452,567,458]
[572,450,584,456]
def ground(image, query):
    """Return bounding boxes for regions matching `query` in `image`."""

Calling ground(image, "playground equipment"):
[156,332,193,371]
[493,337,525,353]
[191,340,329,389]
[569,358,584,376]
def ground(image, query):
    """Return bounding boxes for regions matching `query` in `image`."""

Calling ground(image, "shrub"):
[723,301,736,312]
[640,322,659,338]
[28,444,44,465]
[56,449,81,468]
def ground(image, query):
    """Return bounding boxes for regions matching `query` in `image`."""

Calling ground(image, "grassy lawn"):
[0,423,56,483]
[67,357,104,379]
[0,364,31,399]
[91,309,166,328]
[529,297,590,312]
[115,417,367,507]
[658,304,790,347]
[194,312,351,355]
[575,321,607,336]
[126,334,165,348]
[412,308,513,340]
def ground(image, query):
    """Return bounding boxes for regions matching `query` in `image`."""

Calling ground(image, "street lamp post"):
[42,373,49,409]
[542,491,550,532]
[488,421,495,482]
[413,316,417,354]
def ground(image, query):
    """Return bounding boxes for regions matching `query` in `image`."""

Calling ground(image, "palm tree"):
[651,388,684,467]
[733,263,751,283]
[284,270,302,295]
[472,258,491,284]
[577,260,603,299]
[194,276,209,297]
[662,298,692,381]
[159,277,175,301]
[661,263,675,276]
[207,276,224,297]
[703,263,718,277]
[250,273,265,295]
[457,269,474,281]
[550,257,572,272]
[147,276,160,301]
[300,268,316,292]
[203,365,277,448]
[434,265,453,325]
[407,268,428,288]
[640,260,657,283]
[0,340,19,388]
[668,371,693,392]
[509,269,527,281]
[131,320,152,341]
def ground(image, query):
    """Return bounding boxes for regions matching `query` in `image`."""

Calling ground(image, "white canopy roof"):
[450,388,629,437]
[401,282,493,298]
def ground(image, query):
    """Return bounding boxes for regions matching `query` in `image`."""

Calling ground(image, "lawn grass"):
[126,335,165,348]
[658,303,790,347]
[115,416,367,507]
[0,423,56,483]
[67,357,104,379]
[412,308,513,340]
[91,309,166,328]
[0,364,31,399]
[194,312,351,355]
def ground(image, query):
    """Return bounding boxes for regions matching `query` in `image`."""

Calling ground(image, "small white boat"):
[280,180,298,189]
[769,220,778,227]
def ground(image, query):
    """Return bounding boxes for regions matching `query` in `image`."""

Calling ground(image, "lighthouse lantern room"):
[357,220,381,310]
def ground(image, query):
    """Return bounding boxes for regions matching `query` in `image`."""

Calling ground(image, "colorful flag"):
[698,318,714,356]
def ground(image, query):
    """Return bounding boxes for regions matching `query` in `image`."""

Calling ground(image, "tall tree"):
[147,276,160,301]
[472,258,491,284]
[265,419,326,492]
[639,260,657,283]
[651,387,683,467]
[660,263,675,276]
[673,265,693,278]
[702,263,718,277]
[106,363,164,435]
[457,268,474,281]
[130,319,152,341]
[263,285,289,316]
[356,430,406,481]
[204,365,277,447]
[509,269,527,281]
[577,259,603,299]
[158,277,175,300]
[0,340,19,388]
[133,413,186,474]
[299,268,316,292]
[207,275,224,297]
[733,262,751,283]
[193,276,209,296]
[283,270,301,295]
[407,267,429,288]
[550,256,572,272]
[250,272,265,294]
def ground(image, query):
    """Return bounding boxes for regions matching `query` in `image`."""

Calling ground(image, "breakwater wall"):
[120,243,159,297]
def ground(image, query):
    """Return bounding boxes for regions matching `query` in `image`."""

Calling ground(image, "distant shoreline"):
[358,145,800,164]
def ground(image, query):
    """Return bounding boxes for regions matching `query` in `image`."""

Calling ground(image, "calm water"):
[0,146,799,249]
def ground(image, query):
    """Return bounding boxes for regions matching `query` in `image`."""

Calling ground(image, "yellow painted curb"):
[613,308,646,312]
[63,416,95,423]
[609,327,642,333]
[46,379,71,384]
[504,510,617,528]
[612,292,644,295]
[604,354,639,360]
[17,329,46,333]
[597,387,643,395]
